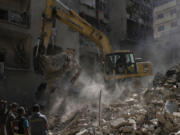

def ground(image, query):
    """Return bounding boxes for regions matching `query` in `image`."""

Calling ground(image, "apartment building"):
[153,0,180,65]
[109,0,153,51]
[0,0,154,102]
[0,0,80,102]
[153,0,178,39]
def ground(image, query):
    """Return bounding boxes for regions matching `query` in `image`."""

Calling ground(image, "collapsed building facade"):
[0,0,154,103]
[0,0,80,103]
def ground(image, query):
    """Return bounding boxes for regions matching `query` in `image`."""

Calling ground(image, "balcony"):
[0,0,30,28]
[0,9,30,28]
[0,28,31,69]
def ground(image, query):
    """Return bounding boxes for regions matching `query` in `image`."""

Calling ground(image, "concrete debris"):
[110,118,129,129]
[153,72,166,87]
[35,48,82,107]
[164,100,178,113]
[47,63,180,135]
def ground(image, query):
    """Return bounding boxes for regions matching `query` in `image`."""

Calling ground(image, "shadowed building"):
[0,0,80,103]
[0,0,154,102]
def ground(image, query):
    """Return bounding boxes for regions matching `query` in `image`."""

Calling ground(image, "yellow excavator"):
[33,0,152,82]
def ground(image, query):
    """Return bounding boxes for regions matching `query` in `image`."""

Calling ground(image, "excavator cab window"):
[105,53,137,75]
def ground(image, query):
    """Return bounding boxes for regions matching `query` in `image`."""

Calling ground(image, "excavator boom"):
[35,0,152,81]
[41,0,112,56]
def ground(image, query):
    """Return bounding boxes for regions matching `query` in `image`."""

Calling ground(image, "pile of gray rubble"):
[48,64,180,135]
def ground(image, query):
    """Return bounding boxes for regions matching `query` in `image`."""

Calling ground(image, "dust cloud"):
[135,35,180,75]
[47,70,137,124]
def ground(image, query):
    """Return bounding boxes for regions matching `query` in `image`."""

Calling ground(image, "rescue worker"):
[0,99,8,135]
[29,104,48,135]
[6,103,18,135]
[14,107,29,135]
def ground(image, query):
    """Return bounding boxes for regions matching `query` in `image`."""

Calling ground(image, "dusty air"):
[0,0,179,135]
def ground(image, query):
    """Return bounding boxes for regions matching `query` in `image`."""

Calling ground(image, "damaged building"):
[0,0,154,102]
[109,0,153,51]
[0,0,80,103]
[79,0,154,74]
[78,0,109,76]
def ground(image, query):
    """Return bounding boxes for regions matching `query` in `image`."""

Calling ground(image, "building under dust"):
[0,0,153,103]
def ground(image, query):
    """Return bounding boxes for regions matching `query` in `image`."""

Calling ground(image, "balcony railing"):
[0,8,30,28]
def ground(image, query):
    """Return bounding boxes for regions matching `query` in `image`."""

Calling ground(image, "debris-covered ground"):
[48,64,180,135]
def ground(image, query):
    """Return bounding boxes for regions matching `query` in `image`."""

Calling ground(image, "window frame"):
[158,25,165,32]
[157,13,164,19]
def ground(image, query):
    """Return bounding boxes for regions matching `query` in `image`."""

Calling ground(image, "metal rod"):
[98,89,102,127]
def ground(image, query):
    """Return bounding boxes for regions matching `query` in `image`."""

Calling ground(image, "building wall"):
[153,0,177,38]
[0,0,154,103]
[78,0,109,75]
[109,0,127,48]
[152,0,180,68]
[108,0,153,55]
[0,0,80,104]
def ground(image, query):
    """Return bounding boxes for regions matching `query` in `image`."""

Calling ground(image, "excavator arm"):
[34,0,152,80]
[55,5,112,55]
[39,0,112,56]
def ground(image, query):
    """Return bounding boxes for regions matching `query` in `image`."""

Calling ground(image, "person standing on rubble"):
[14,106,30,135]
[6,103,18,135]
[29,104,48,135]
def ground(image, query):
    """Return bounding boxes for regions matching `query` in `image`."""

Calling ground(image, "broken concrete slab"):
[110,118,129,129]
[163,100,178,113]
[120,126,134,133]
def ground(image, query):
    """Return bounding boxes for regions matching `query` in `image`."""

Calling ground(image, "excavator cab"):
[105,51,137,75]
[104,51,152,80]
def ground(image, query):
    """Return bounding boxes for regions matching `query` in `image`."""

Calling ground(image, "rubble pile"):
[36,48,82,106]
[49,64,180,135]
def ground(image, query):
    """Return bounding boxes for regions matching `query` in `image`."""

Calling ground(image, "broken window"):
[0,0,30,28]
[9,11,29,26]
[158,25,164,31]
[127,0,153,25]
[127,20,145,40]
[0,8,30,28]
[0,28,31,69]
